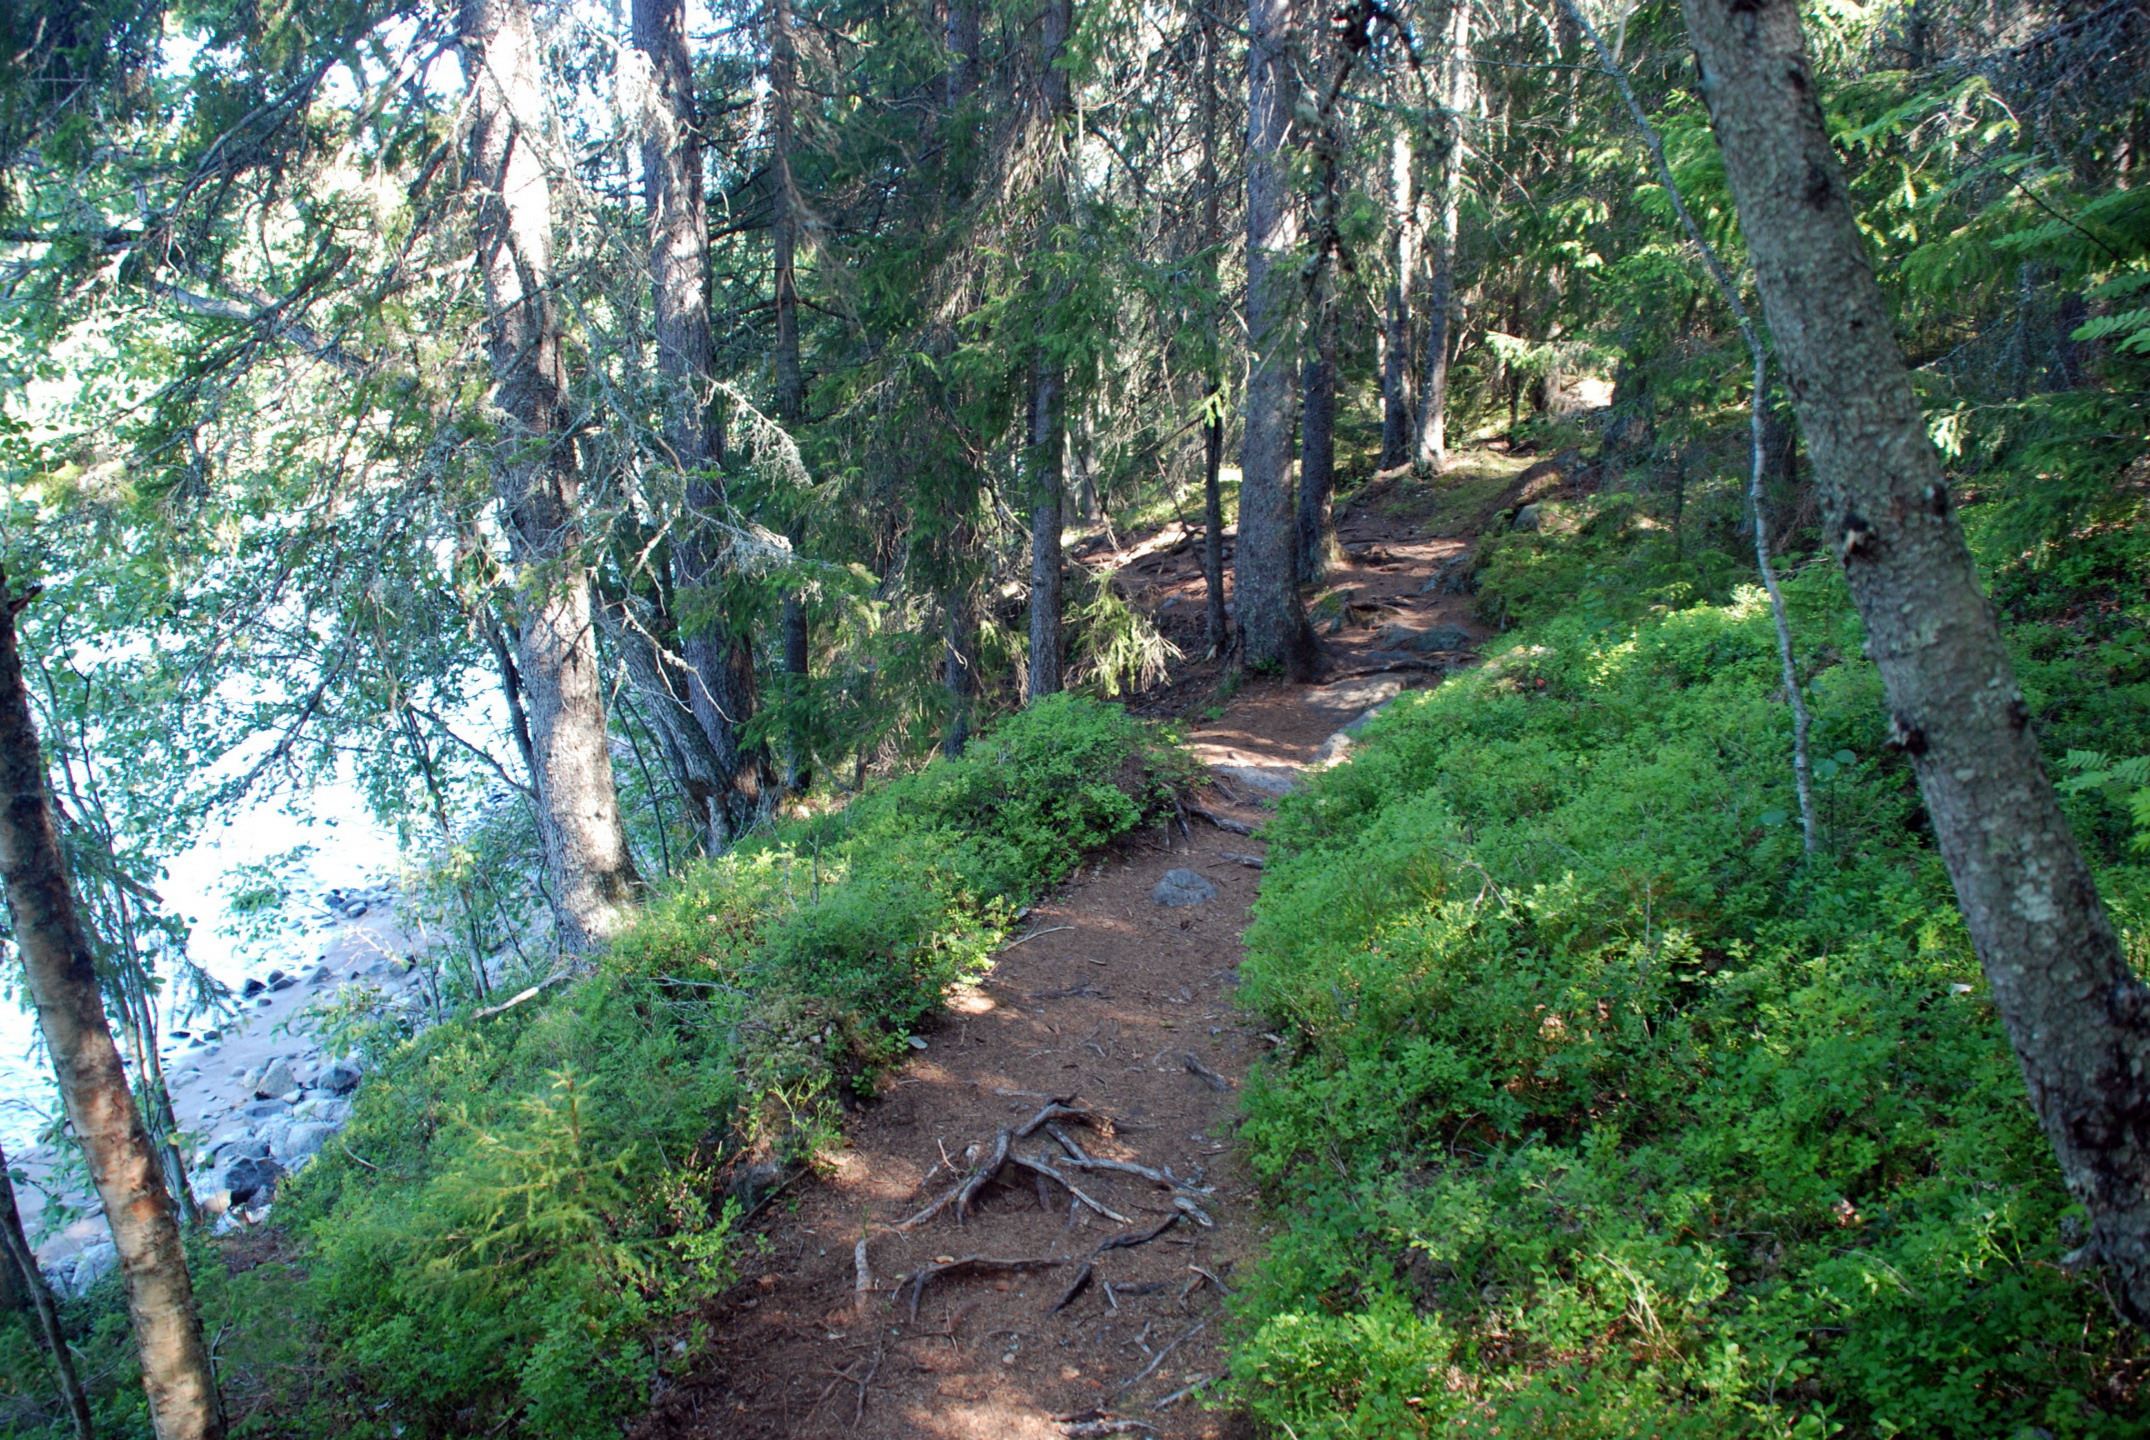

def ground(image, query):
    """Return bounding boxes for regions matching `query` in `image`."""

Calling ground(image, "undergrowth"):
[2,696,1188,1440]
[1230,513,2150,1435]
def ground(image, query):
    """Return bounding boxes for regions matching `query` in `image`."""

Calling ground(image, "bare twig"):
[903,1255,1066,1320]
[1110,1317,1210,1401]
[1181,1053,1233,1091]
[1187,804,1255,836]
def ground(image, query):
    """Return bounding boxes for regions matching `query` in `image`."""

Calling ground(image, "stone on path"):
[1153,869,1218,907]
[1373,622,1474,654]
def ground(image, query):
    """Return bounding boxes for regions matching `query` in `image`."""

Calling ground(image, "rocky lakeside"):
[16,881,437,1293]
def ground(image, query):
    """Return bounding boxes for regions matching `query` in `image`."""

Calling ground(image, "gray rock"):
[1310,732,1353,770]
[222,1156,283,1207]
[241,1098,290,1120]
[1307,675,1403,714]
[275,1122,337,1166]
[321,1059,363,1095]
[259,1115,295,1158]
[1511,503,1542,532]
[219,1134,272,1162]
[253,1058,296,1099]
[70,1242,118,1294]
[1152,869,1218,907]
[343,901,368,919]
[268,970,297,991]
[1342,702,1394,736]
[1374,623,1474,654]
[1212,763,1298,799]
[241,977,267,998]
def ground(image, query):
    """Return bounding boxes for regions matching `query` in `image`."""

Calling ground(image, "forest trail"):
[635,457,1527,1439]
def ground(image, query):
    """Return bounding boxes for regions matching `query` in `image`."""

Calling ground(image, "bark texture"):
[462,0,640,947]
[0,581,222,1440]
[0,1137,93,1440]
[1237,0,1316,678]
[1380,129,1417,471]
[1026,0,1074,702]
[1684,0,2150,1324]
[633,0,767,846]
[1414,0,1471,471]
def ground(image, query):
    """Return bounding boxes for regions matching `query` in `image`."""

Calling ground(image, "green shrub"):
[195,694,1190,1440]
[1233,574,2150,1438]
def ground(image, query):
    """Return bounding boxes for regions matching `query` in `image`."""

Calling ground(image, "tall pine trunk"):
[1238,0,1316,678]
[1027,0,1075,702]
[1296,298,1337,584]
[1380,129,1416,471]
[634,0,768,845]
[0,578,222,1440]
[1414,0,1470,472]
[1684,0,2150,1325]
[1198,8,1230,657]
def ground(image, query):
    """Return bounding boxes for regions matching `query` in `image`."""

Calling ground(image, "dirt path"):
[636,458,1527,1439]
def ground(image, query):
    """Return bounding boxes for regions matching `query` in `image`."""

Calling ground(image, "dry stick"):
[1555,0,1818,854]
[1010,1152,1134,1224]
[1181,1053,1233,1091]
[1187,804,1256,836]
[852,1238,874,1318]
[954,1130,1012,1220]
[1150,1373,1219,1412]
[1017,1100,1114,1139]
[1110,1317,1211,1402]
[903,1255,1066,1320]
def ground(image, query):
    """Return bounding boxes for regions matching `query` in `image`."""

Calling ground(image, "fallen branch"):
[1149,1372,1218,1412]
[1181,1053,1234,1091]
[853,1238,874,1318]
[1187,804,1255,837]
[1003,925,1075,949]
[472,969,572,1020]
[1110,1317,1210,1402]
[1017,1100,1115,1139]
[954,1130,1012,1220]
[903,1255,1065,1320]
[1047,1125,1204,1195]
[1010,1152,1133,1224]
[1214,851,1265,869]
[1172,1196,1216,1228]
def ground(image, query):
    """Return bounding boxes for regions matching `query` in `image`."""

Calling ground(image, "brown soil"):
[633,459,1516,1440]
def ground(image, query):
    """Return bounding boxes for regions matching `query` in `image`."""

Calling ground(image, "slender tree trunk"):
[462,0,639,950]
[1415,0,1471,471]
[1027,358,1066,700]
[942,586,978,758]
[1197,9,1230,658]
[1238,0,1316,678]
[1296,304,1337,584]
[634,0,767,846]
[1026,0,1075,702]
[0,578,222,1440]
[1381,129,1416,471]
[770,0,804,426]
[1685,0,2150,1326]
[0,1138,93,1440]
[1202,409,1229,655]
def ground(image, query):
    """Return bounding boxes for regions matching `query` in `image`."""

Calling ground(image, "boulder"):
[241,1098,290,1120]
[1152,869,1218,907]
[1373,622,1474,654]
[240,977,267,999]
[267,970,296,991]
[252,1058,296,1099]
[321,1059,363,1095]
[1511,503,1542,532]
[222,1155,283,1207]
[219,1134,272,1162]
[1212,763,1298,799]
[1310,732,1353,770]
[274,1123,337,1166]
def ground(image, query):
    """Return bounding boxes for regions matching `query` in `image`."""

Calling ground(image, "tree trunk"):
[0,1137,94,1440]
[1202,409,1229,655]
[942,587,978,758]
[770,0,804,425]
[1026,0,1075,702]
[1381,129,1416,471]
[593,591,729,845]
[633,0,767,847]
[1415,0,1471,472]
[462,0,640,950]
[1197,7,1230,658]
[1296,307,1337,584]
[1684,0,2150,1326]
[1238,0,1316,679]
[1027,357,1066,700]
[0,579,222,1440]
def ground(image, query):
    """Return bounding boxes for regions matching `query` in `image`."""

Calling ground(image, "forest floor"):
[634,452,1535,1439]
